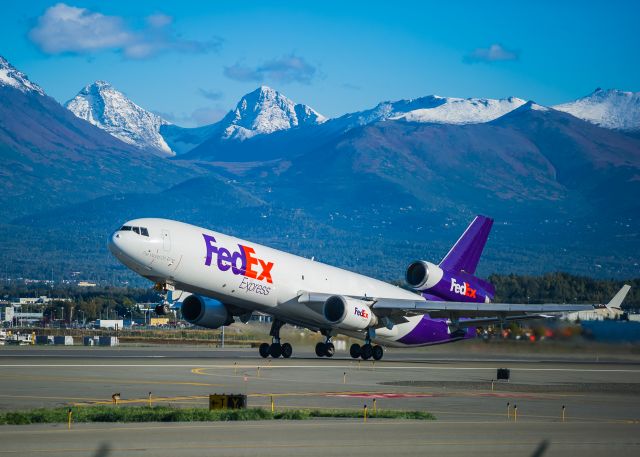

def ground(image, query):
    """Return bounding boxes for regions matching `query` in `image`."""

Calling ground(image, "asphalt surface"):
[1,344,639,456]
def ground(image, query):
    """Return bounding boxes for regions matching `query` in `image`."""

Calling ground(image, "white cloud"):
[224,54,317,84]
[28,3,221,59]
[29,3,132,54]
[464,44,519,63]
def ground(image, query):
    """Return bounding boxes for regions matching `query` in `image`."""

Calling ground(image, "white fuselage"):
[108,218,431,346]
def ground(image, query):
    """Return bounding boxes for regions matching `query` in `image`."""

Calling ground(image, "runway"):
[1,344,639,456]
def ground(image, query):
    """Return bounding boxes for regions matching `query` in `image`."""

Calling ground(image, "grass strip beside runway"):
[0,406,435,424]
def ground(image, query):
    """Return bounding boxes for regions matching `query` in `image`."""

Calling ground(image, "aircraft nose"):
[108,230,122,256]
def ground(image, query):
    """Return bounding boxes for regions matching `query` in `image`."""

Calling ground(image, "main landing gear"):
[315,330,335,357]
[349,343,384,360]
[349,328,384,360]
[259,319,292,359]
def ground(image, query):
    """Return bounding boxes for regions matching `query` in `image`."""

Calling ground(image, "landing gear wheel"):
[350,343,361,359]
[361,344,373,360]
[325,343,335,357]
[315,342,326,357]
[259,343,270,358]
[281,343,293,359]
[269,343,282,358]
[372,345,384,361]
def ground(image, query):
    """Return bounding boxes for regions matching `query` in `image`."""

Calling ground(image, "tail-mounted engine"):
[405,261,444,291]
[405,260,494,303]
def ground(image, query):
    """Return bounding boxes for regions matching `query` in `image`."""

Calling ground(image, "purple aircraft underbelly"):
[398,317,475,346]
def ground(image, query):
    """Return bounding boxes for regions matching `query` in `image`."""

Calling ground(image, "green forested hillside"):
[490,272,639,307]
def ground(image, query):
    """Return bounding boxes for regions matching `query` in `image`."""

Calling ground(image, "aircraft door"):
[161,229,171,251]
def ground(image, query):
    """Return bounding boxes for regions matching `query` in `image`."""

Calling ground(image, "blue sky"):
[1,1,638,126]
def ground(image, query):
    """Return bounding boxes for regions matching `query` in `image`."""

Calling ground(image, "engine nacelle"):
[181,295,233,329]
[405,260,443,291]
[322,295,378,331]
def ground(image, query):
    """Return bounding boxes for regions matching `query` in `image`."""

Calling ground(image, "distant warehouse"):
[94,319,124,329]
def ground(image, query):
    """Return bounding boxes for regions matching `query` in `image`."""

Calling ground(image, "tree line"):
[489,272,639,307]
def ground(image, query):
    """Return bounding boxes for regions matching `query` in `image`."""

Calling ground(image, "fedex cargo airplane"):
[108,216,629,360]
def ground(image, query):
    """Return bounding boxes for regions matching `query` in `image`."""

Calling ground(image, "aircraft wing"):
[298,293,596,317]
[373,285,630,320]
[372,299,594,318]
[298,285,629,324]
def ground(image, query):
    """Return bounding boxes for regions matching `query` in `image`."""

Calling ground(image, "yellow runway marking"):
[186,366,603,397]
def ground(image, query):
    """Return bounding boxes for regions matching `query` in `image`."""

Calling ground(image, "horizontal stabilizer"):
[440,215,493,274]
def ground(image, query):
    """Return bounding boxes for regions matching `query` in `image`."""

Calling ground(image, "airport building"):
[94,319,124,329]
[1,306,44,324]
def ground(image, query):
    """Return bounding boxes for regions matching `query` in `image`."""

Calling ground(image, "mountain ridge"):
[65,81,174,156]
[57,76,640,157]
[0,56,45,95]
[553,88,640,131]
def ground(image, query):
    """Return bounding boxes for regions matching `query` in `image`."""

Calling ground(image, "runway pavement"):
[1,420,638,457]
[0,344,639,456]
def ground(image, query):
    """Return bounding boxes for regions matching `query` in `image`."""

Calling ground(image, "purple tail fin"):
[439,215,493,275]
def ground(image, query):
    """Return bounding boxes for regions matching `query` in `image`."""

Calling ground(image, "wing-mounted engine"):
[181,295,234,329]
[322,295,378,330]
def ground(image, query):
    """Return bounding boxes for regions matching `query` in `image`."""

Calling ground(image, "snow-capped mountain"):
[0,55,45,95]
[219,86,326,140]
[397,96,527,124]
[553,89,640,131]
[334,95,527,129]
[65,81,174,155]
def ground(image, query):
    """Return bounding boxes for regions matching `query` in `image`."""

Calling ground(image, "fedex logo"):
[203,234,274,284]
[450,278,477,299]
[354,307,369,319]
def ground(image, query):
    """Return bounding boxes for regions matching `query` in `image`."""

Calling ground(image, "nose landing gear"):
[259,319,292,359]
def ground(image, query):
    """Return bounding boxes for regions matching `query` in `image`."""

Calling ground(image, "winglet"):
[605,285,631,310]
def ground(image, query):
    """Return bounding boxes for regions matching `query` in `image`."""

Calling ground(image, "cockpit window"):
[119,225,149,236]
